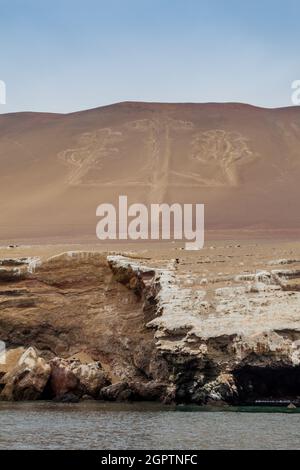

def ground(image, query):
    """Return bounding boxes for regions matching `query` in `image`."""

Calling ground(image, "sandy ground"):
[1,238,299,277]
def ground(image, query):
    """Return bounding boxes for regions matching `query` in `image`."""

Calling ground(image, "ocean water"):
[0,401,299,450]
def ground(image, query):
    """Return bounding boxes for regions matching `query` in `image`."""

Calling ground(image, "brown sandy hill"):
[0,102,300,242]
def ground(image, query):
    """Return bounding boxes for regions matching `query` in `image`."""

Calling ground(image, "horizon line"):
[1,100,300,117]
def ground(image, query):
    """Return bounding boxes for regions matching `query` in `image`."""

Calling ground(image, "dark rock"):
[0,347,51,401]
[129,380,167,401]
[53,392,80,403]
[100,382,135,401]
[49,358,82,399]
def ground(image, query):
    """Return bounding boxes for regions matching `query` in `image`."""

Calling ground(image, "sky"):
[0,0,300,113]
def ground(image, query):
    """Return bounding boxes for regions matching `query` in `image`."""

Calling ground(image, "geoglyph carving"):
[190,129,257,186]
[58,122,257,189]
[58,128,123,185]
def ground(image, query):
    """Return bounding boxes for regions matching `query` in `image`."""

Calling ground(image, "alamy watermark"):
[0,341,6,364]
[0,80,6,104]
[96,196,204,250]
[291,80,300,105]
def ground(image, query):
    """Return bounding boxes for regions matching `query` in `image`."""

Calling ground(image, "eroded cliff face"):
[0,249,300,405]
[0,252,169,402]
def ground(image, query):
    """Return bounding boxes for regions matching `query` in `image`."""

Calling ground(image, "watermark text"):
[0,341,6,364]
[0,80,6,105]
[291,80,300,105]
[96,196,204,250]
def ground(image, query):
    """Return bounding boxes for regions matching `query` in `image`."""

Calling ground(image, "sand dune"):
[0,101,300,242]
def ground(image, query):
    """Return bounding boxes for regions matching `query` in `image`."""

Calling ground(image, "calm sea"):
[0,401,299,450]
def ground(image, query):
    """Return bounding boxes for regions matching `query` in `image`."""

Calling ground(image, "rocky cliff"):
[0,249,300,405]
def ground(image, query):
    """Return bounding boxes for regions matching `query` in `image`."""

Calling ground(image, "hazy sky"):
[0,0,300,113]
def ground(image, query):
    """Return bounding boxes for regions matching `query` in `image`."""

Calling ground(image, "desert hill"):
[0,101,300,242]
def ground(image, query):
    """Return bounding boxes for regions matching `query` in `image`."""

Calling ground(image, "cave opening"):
[233,366,300,405]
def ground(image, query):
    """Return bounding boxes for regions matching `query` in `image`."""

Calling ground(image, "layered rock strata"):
[0,251,300,405]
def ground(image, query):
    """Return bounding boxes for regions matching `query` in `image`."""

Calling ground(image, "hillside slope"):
[0,102,300,241]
